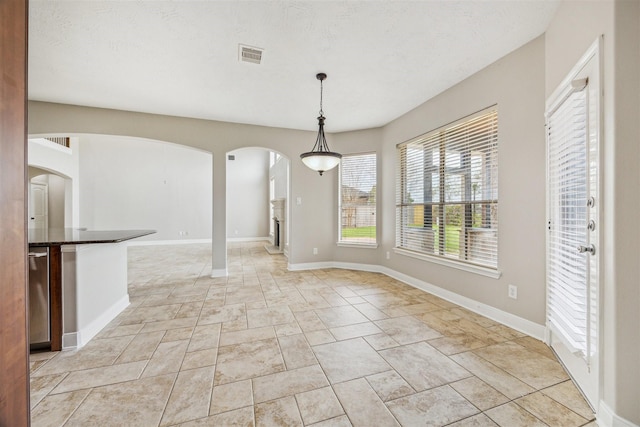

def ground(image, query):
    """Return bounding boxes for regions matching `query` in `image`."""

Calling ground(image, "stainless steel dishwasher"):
[28,247,50,349]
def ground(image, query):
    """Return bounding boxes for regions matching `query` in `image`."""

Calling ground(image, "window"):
[339,153,377,245]
[269,151,281,167]
[396,107,498,269]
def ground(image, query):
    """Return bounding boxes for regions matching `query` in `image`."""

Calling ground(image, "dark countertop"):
[28,228,156,246]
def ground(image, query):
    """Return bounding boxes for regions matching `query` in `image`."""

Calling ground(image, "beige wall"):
[226,148,270,239]
[78,135,213,241]
[610,2,640,423]
[376,36,546,325]
[545,0,639,423]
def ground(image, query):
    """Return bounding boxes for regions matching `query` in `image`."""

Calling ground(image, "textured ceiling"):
[28,1,560,133]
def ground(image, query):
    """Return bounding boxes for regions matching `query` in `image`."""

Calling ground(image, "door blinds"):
[396,108,498,268]
[547,87,590,358]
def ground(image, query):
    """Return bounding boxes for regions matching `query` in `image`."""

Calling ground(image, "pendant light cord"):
[319,78,324,117]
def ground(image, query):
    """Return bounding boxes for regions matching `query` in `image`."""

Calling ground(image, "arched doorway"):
[226,147,291,258]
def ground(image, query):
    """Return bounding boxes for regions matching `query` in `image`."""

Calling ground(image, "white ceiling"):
[28,1,560,133]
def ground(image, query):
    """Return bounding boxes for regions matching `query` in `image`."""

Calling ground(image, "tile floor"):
[30,242,598,426]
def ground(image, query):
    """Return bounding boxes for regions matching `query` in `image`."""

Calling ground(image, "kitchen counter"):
[28,228,155,351]
[29,228,155,246]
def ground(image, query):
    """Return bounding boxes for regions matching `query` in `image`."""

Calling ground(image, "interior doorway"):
[28,182,48,230]
[226,147,290,256]
[28,172,68,230]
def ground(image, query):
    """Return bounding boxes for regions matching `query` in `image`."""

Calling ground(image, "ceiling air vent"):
[239,44,263,65]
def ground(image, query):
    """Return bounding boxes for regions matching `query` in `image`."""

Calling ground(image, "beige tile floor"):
[30,241,598,427]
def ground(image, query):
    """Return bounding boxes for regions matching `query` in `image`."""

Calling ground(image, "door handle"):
[577,244,596,255]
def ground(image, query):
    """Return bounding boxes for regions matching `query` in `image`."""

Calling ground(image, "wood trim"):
[0,0,30,425]
[49,246,62,352]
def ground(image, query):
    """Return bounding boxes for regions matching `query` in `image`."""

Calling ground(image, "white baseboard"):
[128,239,212,247]
[288,261,336,271]
[381,265,545,339]
[211,268,228,278]
[63,294,130,350]
[226,237,270,242]
[62,332,78,350]
[287,260,545,340]
[598,401,640,427]
[336,262,385,273]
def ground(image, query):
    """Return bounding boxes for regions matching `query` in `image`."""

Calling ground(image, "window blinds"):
[547,88,590,358]
[339,153,377,244]
[396,108,498,268]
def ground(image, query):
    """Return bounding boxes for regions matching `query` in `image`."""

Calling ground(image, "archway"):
[225,147,291,260]
[28,137,78,229]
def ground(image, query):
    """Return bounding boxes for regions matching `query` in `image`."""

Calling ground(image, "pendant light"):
[300,73,342,176]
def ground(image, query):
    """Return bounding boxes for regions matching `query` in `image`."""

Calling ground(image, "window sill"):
[393,247,502,279]
[337,242,379,249]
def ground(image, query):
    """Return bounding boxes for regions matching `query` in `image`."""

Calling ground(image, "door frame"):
[0,0,30,424]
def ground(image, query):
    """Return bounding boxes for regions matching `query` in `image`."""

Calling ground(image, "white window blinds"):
[339,153,377,245]
[396,108,498,268]
[547,87,590,358]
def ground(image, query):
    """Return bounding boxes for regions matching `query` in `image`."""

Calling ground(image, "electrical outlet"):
[234,229,239,235]
[313,248,318,255]
[386,251,390,260]
[508,284,518,300]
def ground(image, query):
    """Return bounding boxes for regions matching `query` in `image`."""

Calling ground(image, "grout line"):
[157,371,180,427]
[59,385,93,426]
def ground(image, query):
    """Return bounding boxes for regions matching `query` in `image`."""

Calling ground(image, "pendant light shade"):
[300,73,342,176]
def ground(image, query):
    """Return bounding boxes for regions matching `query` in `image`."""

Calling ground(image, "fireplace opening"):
[266,198,285,255]
[274,219,280,248]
